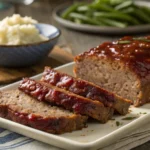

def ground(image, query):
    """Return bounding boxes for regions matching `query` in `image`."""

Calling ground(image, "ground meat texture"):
[74,36,150,106]
[41,67,131,115]
[0,89,88,134]
[19,78,114,123]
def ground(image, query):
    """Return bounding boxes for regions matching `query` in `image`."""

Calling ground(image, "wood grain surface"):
[0,0,150,149]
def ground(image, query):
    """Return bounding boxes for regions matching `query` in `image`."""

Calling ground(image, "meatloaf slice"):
[74,36,150,106]
[41,67,131,115]
[19,78,114,123]
[0,89,87,134]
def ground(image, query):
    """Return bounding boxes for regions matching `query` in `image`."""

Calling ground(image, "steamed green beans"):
[69,13,104,26]
[61,0,150,28]
[131,7,150,23]
[98,18,127,27]
[115,1,133,10]
[61,3,84,19]
[93,12,140,25]
[89,3,117,12]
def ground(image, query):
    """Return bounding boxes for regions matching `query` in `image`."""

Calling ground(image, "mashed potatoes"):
[0,14,48,45]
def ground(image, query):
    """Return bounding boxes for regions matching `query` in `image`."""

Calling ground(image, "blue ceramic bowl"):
[0,23,61,67]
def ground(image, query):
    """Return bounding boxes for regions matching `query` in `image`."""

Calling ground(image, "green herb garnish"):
[133,37,150,42]
[122,117,137,120]
[139,112,147,114]
[118,40,131,44]
[116,121,120,126]
[118,37,150,45]
[143,112,147,114]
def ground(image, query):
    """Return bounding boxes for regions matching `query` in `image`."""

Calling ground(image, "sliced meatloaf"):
[19,78,114,123]
[74,36,150,106]
[0,89,87,134]
[41,67,131,115]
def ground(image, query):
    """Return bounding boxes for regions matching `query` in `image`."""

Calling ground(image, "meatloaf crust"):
[74,36,150,106]
[41,67,131,115]
[19,78,114,123]
[0,90,87,134]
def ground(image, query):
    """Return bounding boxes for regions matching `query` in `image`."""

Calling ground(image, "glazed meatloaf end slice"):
[41,67,131,115]
[0,89,87,134]
[74,36,150,106]
[19,78,114,123]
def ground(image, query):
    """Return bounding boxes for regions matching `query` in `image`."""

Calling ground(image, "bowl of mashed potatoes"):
[0,14,60,67]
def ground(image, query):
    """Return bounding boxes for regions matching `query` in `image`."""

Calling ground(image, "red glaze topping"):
[80,36,150,80]
[19,78,102,117]
[42,68,115,107]
[11,110,67,132]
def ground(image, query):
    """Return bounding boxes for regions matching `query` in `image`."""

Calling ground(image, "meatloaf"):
[41,67,131,115]
[74,36,150,106]
[0,89,87,134]
[19,78,114,123]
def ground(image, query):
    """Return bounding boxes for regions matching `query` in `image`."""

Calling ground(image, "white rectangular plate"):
[1,62,150,150]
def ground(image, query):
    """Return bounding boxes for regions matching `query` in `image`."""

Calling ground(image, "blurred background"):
[1,0,149,57]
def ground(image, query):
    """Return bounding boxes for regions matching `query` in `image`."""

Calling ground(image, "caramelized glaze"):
[42,68,115,107]
[19,78,110,122]
[11,110,68,133]
[80,36,150,79]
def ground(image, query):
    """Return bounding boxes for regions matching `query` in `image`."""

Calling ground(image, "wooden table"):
[0,0,150,149]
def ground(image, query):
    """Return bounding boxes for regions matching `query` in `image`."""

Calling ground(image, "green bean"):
[94,0,110,5]
[69,12,104,26]
[61,3,84,19]
[110,0,127,6]
[121,7,135,14]
[77,5,96,18]
[74,18,82,24]
[99,18,127,28]
[61,0,150,28]
[131,6,150,23]
[90,3,116,12]
[140,6,150,16]
[94,0,125,6]
[94,12,140,25]
[86,9,96,17]
[77,5,89,12]
[115,0,133,10]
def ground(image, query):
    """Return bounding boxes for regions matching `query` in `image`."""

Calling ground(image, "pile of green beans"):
[61,0,150,28]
